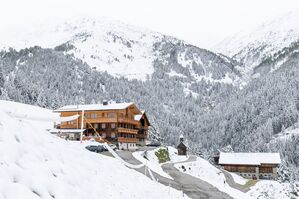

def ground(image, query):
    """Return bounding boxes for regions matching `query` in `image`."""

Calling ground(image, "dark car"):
[146,141,161,147]
[85,145,106,153]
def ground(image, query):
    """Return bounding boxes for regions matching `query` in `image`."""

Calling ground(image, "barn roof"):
[219,152,281,166]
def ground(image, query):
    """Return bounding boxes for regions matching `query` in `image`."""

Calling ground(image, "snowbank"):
[0,100,186,199]
[248,180,294,199]
[175,157,250,199]
[132,146,188,180]
[230,172,248,185]
[132,150,173,179]
[168,146,188,163]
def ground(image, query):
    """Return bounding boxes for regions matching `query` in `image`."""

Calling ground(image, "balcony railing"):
[117,137,137,143]
[85,118,117,123]
[117,127,138,134]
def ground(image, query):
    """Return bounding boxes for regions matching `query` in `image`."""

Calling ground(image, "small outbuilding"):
[177,134,187,155]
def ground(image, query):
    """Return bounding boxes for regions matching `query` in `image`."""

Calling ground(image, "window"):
[119,113,124,118]
[111,123,116,129]
[101,123,106,129]
[111,133,116,138]
[102,133,106,138]
[67,121,74,125]
[94,124,99,129]
[84,113,89,118]
[107,112,115,118]
[91,113,97,119]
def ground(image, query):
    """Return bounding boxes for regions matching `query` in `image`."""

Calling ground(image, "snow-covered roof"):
[134,114,142,121]
[54,103,133,112]
[219,152,281,165]
[134,111,145,121]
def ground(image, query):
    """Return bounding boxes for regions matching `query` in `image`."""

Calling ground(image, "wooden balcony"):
[85,118,117,123]
[117,137,138,143]
[117,127,138,134]
[136,134,147,139]
[118,118,140,126]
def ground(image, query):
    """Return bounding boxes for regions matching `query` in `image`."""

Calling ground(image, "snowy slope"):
[0,17,162,80]
[248,180,295,199]
[0,100,185,199]
[175,157,250,199]
[175,157,298,199]
[0,16,242,86]
[214,11,299,77]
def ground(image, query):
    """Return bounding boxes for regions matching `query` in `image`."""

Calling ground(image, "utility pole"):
[80,109,85,143]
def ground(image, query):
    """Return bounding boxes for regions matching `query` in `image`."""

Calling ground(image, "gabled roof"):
[54,102,138,112]
[219,152,281,166]
[134,111,150,126]
[177,142,187,149]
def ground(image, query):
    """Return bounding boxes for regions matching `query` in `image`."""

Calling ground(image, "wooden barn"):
[219,152,281,180]
[52,101,150,150]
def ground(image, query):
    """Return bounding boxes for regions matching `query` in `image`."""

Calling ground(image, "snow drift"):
[0,100,184,199]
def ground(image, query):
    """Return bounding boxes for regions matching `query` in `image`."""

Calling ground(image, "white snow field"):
[0,17,161,81]
[230,172,248,185]
[175,157,250,199]
[248,180,294,199]
[132,149,173,180]
[175,156,298,199]
[0,100,186,199]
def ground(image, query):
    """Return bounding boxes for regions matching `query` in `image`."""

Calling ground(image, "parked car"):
[85,145,106,153]
[146,141,161,147]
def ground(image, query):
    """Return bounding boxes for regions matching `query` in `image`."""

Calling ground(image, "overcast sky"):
[0,0,298,48]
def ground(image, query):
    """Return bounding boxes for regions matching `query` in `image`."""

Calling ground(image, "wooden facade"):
[219,152,281,180]
[177,142,187,155]
[135,112,150,146]
[54,102,150,150]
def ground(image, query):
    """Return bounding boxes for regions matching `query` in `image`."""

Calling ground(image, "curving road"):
[110,150,233,199]
[162,156,232,199]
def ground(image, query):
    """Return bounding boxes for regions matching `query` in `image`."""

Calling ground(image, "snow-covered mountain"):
[214,11,299,78]
[0,100,184,199]
[0,17,242,85]
[0,17,161,80]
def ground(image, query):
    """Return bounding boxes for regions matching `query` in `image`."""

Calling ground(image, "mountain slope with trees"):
[0,15,298,180]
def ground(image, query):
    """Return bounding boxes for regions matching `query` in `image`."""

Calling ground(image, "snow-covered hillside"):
[214,11,299,77]
[0,100,185,199]
[0,17,162,80]
[0,16,242,85]
[175,157,298,199]
[175,157,250,199]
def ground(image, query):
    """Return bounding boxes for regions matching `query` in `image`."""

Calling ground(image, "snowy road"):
[112,150,232,199]
[162,157,232,199]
